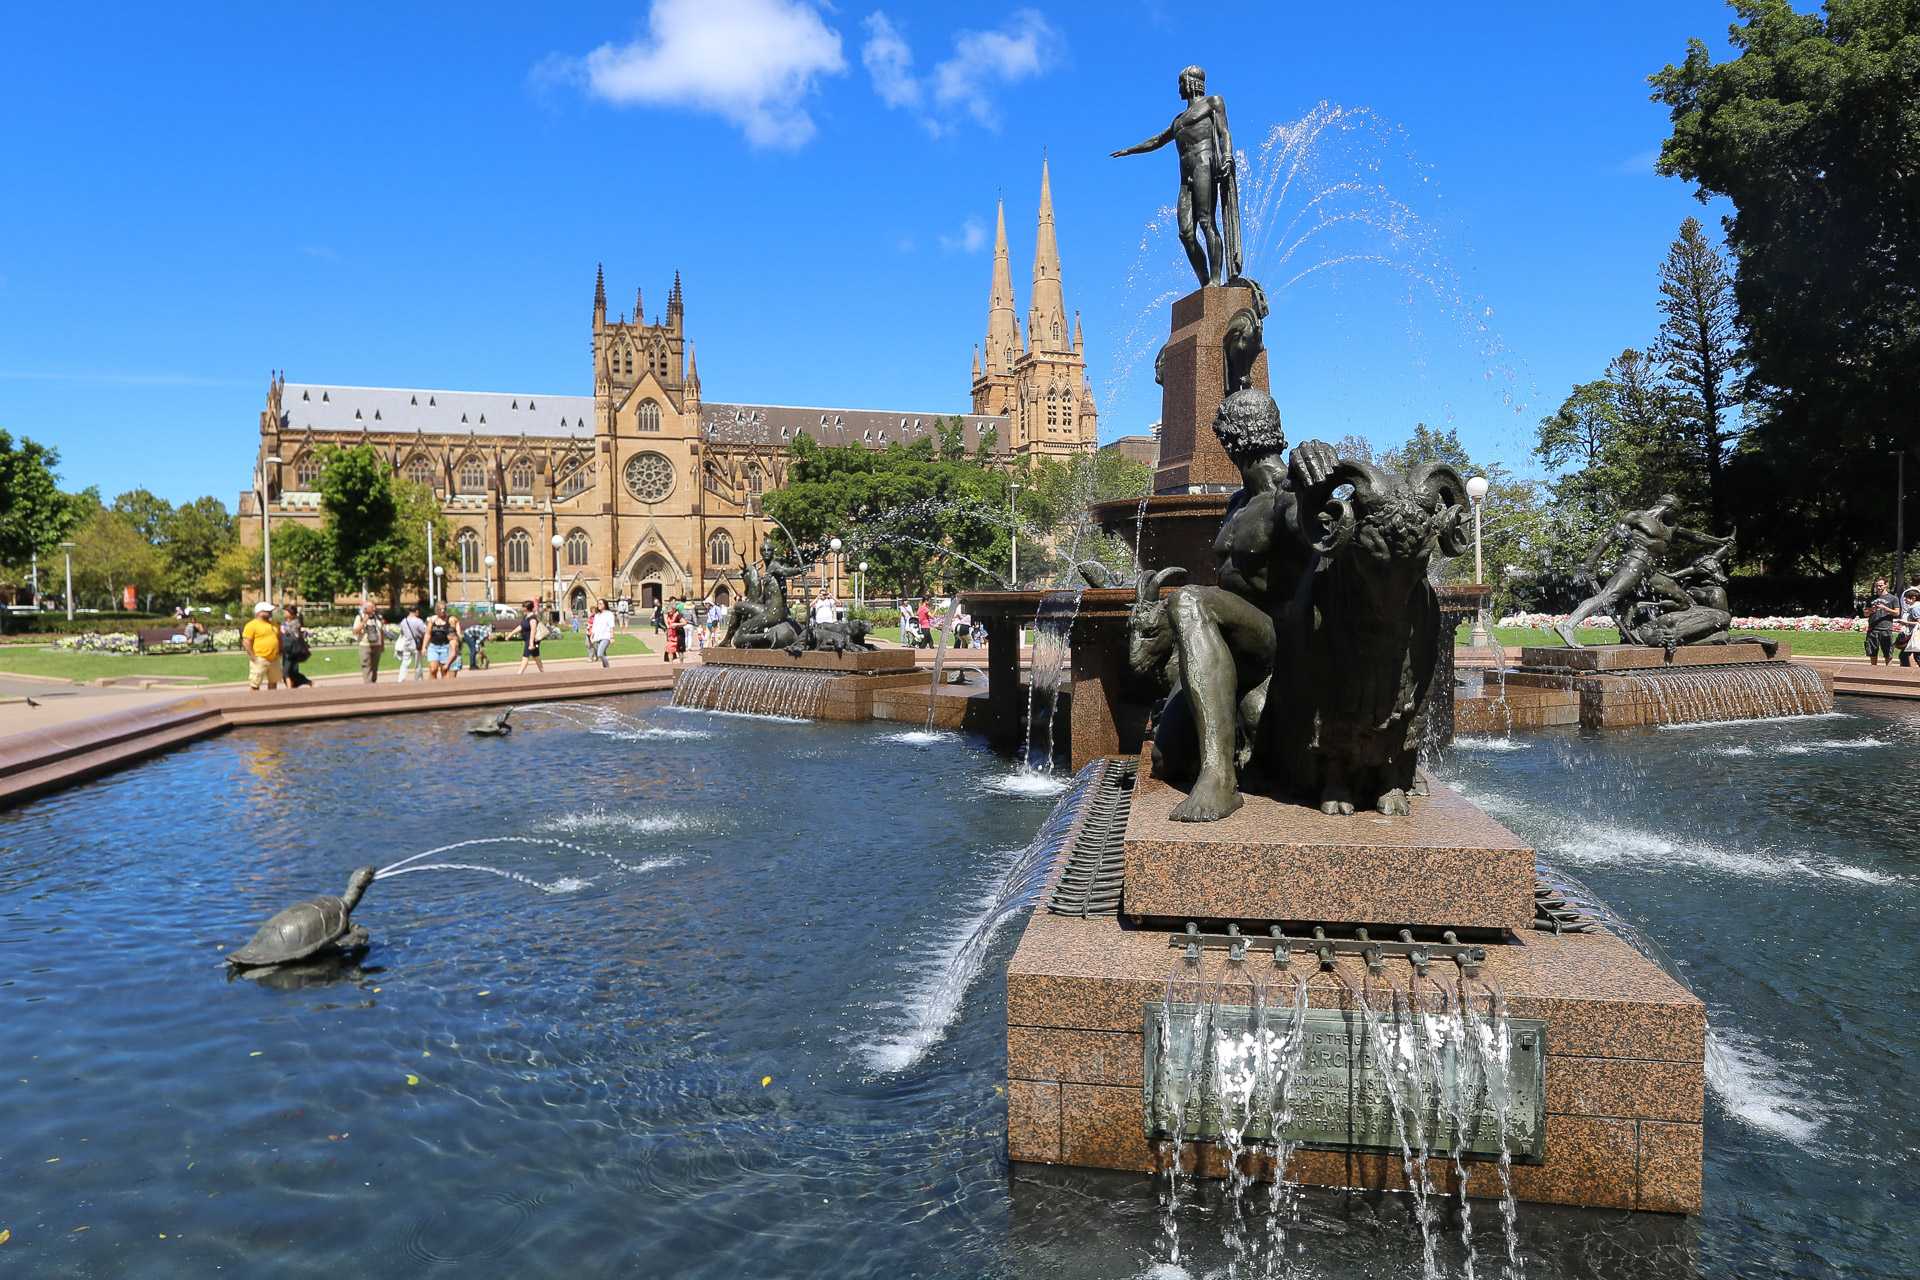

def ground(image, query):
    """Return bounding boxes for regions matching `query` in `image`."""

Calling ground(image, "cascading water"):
[1634,662,1830,723]
[861,760,1108,1072]
[1022,589,1084,772]
[671,664,835,718]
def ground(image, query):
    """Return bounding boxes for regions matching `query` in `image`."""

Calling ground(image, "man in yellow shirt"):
[242,601,283,691]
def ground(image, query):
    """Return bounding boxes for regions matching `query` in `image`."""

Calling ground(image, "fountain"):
[1000,68,1707,1240]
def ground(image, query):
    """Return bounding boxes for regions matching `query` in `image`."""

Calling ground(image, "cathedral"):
[245,165,1095,612]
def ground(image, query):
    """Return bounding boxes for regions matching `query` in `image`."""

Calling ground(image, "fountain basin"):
[694,646,917,673]
[1503,644,1834,728]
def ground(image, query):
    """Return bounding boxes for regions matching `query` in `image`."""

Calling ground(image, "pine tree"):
[1654,216,1742,529]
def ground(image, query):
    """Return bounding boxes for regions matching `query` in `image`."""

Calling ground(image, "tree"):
[0,430,84,576]
[317,445,399,597]
[1655,216,1745,529]
[201,541,261,606]
[70,508,167,607]
[161,497,237,598]
[386,477,453,605]
[1652,0,1920,581]
[271,522,344,603]
[111,489,174,545]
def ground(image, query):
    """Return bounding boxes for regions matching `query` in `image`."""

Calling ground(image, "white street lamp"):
[858,560,868,612]
[1009,482,1021,588]
[432,564,444,610]
[829,536,842,600]
[60,541,75,620]
[260,455,282,606]
[484,554,497,605]
[1465,475,1491,646]
[552,533,566,612]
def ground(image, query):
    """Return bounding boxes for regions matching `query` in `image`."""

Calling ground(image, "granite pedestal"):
[1503,643,1834,728]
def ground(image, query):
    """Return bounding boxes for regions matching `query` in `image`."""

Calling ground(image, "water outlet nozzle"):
[1363,946,1384,973]
[1409,947,1432,977]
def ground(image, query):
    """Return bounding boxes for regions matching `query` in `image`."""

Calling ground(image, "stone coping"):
[1123,771,1536,932]
[1519,641,1790,671]
[695,646,915,672]
[0,665,676,810]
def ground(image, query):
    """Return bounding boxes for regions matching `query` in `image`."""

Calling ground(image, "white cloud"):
[861,8,1059,133]
[932,10,1057,127]
[861,13,921,109]
[940,216,988,253]
[554,0,847,149]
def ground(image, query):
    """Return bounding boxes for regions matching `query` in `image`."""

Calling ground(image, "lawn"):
[1450,623,1869,657]
[0,632,653,684]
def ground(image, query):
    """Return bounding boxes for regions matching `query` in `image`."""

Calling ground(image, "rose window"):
[624,452,675,502]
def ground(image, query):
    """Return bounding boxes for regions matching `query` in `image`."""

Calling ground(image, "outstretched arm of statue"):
[1672,525,1732,552]
[1580,529,1619,581]
[1111,122,1176,158]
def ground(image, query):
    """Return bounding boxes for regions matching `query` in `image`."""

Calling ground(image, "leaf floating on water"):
[761,1076,772,1086]
[476,990,490,996]
[0,1228,9,1244]
[421,1051,430,1058]
[249,1052,262,1057]
[405,1074,419,1086]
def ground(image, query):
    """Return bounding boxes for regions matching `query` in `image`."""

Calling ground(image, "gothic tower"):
[976,160,1098,461]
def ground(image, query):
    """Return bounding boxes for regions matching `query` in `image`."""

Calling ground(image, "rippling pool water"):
[0,693,1912,1277]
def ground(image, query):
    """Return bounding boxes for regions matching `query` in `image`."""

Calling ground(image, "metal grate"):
[1046,759,1135,917]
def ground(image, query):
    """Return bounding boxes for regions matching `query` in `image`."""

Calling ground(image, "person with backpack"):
[516,600,548,674]
[279,603,313,689]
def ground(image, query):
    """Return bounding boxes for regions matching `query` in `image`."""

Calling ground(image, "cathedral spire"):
[593,263,606,326]
[668,270,684,326]
[1029,160,1067,354]
[984,198,1017,376]
[635,285,644,323]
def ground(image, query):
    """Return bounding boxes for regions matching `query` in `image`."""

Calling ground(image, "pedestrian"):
[1901,588,1920,670]
[954,607,973,649]
[351,600,386,683]
[516,599,547,674]
[707,597,725,631]
[589,598,615,668]
[652,600,666,634]
[396,603,428,681]
[917,597,933,649]
[664,616,681,662]
[898,600,914,646]
[242,601,282,691]
[811,590,836,625]
[280,603,313,689]
[1865,578,1900,666]
[425,604,456,679]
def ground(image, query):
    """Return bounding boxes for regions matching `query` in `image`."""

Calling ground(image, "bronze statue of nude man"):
[1112,65,1243,289]
[1151,389,1335,820]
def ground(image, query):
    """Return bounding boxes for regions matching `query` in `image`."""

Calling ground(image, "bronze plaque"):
[1143,1002,1546,1162]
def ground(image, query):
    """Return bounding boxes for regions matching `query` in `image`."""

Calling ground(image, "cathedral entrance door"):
[640,582,661,608]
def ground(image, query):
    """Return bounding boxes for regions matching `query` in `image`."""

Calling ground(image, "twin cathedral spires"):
[970,160,1099,459]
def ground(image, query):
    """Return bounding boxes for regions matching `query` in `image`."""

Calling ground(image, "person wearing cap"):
[1899,587,1920,669]
[241,602,282,691]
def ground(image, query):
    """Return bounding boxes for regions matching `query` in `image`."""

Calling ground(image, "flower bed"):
[1497,612,1869,633]
[50,624,389,655]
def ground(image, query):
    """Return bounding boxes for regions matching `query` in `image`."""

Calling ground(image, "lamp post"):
[1893,450,1907,592]
[432,564,443,609]
[259,454,282,606]
[484,555,496,606]
[829,537,843,601]
[552,534,566,615]
[858,561,868,613]
[1466,476,1491,646]
[1009,482,1021,588]
[60,541,75,620]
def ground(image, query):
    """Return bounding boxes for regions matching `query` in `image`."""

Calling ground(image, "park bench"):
[135,626,215,654]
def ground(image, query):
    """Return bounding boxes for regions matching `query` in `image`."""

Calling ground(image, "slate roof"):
[277,384,594,438]
[700,402,1008,453]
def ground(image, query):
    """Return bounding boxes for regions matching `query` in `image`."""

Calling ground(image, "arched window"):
[1047,388,1059,428]
[403,454,434,489]
[456,455,484,493]
[637,400,661,433]
[556,460,590,500]
[709,532,732,565]
[622,348,633,377]
[508,457,535,494]
[505,528,532,575]
[456,528,482,573]
[565,528,590,567]
[703,466,720,494]
[294,454,321,490]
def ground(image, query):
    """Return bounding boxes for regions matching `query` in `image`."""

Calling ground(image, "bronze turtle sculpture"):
[468,708,514,736]
[227,867,377,970]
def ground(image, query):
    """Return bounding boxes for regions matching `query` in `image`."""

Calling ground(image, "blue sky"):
[0,1,1740,506]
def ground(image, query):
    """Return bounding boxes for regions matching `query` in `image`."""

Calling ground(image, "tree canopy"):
[1652,0,1920,579]
[0,431,83,576]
